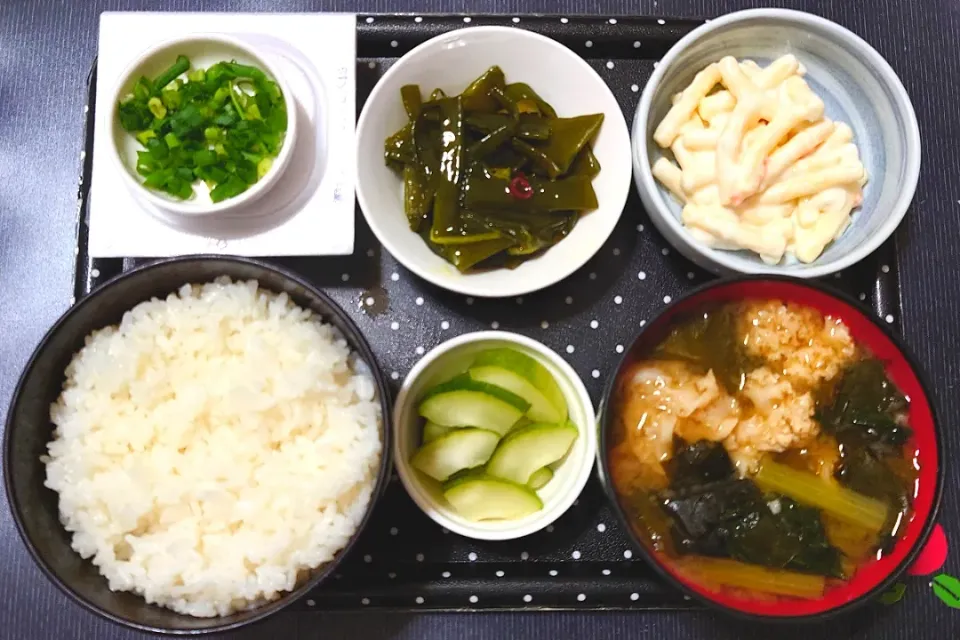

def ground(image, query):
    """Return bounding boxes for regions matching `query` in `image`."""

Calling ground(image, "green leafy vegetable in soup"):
[384,66,604,273]
[117,55,287,202]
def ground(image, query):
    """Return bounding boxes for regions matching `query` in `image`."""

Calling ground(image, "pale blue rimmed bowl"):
[633,8,921,277]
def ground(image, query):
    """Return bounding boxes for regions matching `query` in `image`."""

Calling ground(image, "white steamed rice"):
[43,278,382,617]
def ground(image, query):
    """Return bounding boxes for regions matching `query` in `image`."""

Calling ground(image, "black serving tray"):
[72,14,903,612]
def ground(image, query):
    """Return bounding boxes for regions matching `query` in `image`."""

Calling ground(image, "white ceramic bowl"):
[109,34,298,217]
[633,9,921,277]
[393,332,597,540]
[356,26,632,298]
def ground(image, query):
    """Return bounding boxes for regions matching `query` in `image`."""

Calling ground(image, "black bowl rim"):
[596,274,944,623]
[2,255,394,635]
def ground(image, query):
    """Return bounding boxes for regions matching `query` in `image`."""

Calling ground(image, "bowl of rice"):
[2,256,391,634]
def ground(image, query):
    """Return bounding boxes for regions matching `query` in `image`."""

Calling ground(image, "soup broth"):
[609,300,919,600]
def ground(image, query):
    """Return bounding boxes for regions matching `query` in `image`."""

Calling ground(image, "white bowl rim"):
[633,8,922,278]
[356,25,632,298]
[392,330,598,541]
[108,32,298,217]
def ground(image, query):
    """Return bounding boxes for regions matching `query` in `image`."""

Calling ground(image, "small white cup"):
[393,331,597,541]
[109,33,298,217]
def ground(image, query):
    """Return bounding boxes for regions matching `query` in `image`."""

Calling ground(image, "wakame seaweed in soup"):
[608,299,919,601]
[384,66,603,273]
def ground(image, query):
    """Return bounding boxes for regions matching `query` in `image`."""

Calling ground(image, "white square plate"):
[89,12,357,257]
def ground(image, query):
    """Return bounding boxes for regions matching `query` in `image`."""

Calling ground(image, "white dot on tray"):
[609,17,618,24]
[521,551,530,560]
[390,40,399,48]
[585,40,593,47]
[637,223,645,232]
[613,247,621,256]
[577,594,587,602]
[561,17,569,23]
[416,553,425,562]
[365,297,375,307]
[390,527,398,535]
[463,16,472,23]
[341,273,350,282]
[640,319,647,327]
[661,247,670,255]
[441,320,450,330]
[634,41,641,48]
[541,320,549,329]
[886,314,895,323]
[442,571,451,578]
[549,569,558,576]
[416,596,425,604]
[616,344,624,353]
[566,345,575,354]
[390,371,400,380]
[491,321,500,329]
[364,554,372,563]
[631,592,640,601]
[590,320,599,329]
[882,264,891,273]
[614,295,623,305]
[546,525,554,532]
[367,61,376,69]
[602,569,611,576]
[631,84,639,92]
[415,346,425,355]
[624,549,633,559]
[366,248,375,257]
[592,370,600,378]
[516,296,524,305]
[597,523,607,532]
[361,597,370,605]
[859,293,867,301]
[664,295,672,303]
[391,321,399,330]
[687,272,695,280]
[572,550,581,559]
[606,61,615,69]
[307,599,316,606]
[658,18,666,25]
[415,297,424,306]
[512,17,520,23]
[496,570,505,577]
[524,594,533,603]
[388,572,397,579]
[565,295,574,304]
[468,552,478,561]
[365,16,374,23]
[469,594,479,603]
[414,16,423,22]
[466,296,474,305]
[90,268,100,278]
[589,272,597,280]
[638,271,646,280]
[391,272,400,281]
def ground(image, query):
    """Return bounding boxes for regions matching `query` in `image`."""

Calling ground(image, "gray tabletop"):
[2,0,959,638]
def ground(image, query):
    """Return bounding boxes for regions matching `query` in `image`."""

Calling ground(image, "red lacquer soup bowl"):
[597,276,943,621]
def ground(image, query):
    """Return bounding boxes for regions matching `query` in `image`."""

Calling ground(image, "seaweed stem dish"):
[599,277,941,620]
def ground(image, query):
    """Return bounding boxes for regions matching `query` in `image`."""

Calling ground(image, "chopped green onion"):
[256,157,273,179]
[116,54,287,202]
[135,130,156,146]
[147,97,166,119]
